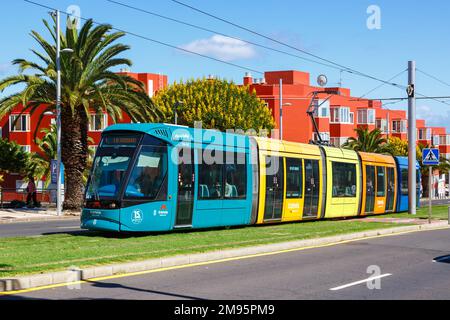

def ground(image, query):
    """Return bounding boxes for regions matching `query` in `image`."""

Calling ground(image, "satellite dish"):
[317,74,328,87]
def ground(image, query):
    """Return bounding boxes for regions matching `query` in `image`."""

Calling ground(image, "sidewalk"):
[0,208,80,224]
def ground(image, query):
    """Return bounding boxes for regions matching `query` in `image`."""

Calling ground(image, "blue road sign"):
[422,148,440,166]
[50,160,65,184]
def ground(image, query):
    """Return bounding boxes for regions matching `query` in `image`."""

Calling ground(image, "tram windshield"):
[85,132,168,201]
[86,153,132,200]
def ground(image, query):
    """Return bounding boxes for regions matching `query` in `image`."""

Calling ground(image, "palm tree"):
[31,124,94,188]
[342,127,387,153]
[0,18,160,210]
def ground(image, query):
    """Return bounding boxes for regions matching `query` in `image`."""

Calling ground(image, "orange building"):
[243,70,450,161]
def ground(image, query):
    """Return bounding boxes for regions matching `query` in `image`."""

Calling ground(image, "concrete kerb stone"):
[1,222,449,293]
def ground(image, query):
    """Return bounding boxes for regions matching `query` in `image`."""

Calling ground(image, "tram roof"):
[103,123,250,146]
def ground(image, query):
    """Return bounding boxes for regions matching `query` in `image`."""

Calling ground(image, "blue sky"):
[1,0,450,129]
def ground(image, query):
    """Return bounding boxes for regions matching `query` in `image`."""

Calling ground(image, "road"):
[0,218,82,238]
[3,227,450,300]
[420,198,450,206]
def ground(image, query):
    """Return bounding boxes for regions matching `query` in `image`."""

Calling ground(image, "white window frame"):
[357,109,375,125]
[313,132,330,143]
[314,100,330,118]
[89,114,108,132]
[330,107,351,124]
[148,79,154,97]
[433,135,440,146]
[9,114,30,132]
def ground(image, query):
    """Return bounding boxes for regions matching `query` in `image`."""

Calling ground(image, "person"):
[136,167,159,198]
[26,176,38,208]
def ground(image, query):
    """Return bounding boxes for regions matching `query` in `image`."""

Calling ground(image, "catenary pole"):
[56,10,62,216]
[279,78,283,140]
[408,61,417,215]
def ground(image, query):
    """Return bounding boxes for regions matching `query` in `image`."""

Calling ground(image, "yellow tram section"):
[322,147,361,219]
[359,152,397,215]
[253,137,323,224]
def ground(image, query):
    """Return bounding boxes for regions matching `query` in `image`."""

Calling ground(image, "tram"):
[81,123,421,232]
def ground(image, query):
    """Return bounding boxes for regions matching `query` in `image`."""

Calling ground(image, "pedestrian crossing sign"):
[422,148,439,166]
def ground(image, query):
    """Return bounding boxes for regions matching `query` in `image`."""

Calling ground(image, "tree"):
[153,78,275,132]
[31,124,94,187]
[0,18,160,210]
[0,138,30,175]
[342,127,387,153]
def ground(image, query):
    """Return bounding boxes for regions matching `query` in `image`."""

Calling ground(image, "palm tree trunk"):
[61,108,89,211]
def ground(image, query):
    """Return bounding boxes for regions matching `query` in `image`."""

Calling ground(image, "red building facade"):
[0,71,167,189]
[243,70,450,160]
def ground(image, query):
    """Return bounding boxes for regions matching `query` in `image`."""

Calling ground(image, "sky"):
[1,0,450,129]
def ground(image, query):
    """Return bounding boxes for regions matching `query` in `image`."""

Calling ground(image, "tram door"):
[175,148,194,227]
[385,167,396,212]
[303,159,320,219]
[264,156,284,221]
[365,165,376,213]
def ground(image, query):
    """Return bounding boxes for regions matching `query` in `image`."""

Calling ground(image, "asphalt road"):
[3,228,450,300]
[0,218,82,238]
[421,198,450,206]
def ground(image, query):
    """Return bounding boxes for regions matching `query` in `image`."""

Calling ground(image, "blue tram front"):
[81,123,256,232]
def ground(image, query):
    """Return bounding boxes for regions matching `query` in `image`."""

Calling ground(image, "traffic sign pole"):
[423,148,439,224]
[429,166,432,224]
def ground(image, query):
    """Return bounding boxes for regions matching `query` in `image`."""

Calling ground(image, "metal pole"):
[408,61,416,215]
[429,166,432,224]
[56,10,62,216]
[279,78,283,140]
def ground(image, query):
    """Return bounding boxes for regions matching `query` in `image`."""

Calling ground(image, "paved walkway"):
[0,208,79,223]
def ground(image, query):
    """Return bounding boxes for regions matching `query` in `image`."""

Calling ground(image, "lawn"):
[380,205,450,220]
[0,220,409,278]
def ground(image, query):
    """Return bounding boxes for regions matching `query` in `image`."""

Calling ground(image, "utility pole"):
[279,78,283,140]
[56,10,62,217]
[407,61,416,215]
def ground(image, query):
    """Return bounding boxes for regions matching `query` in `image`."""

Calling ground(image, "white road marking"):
[329,274,392,291]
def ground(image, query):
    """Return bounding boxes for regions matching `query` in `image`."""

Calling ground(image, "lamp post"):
[173,101,184,125]
[53,10,74,216]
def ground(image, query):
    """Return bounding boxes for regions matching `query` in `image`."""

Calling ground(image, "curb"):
[0,215,79,224]
[1,221,449,293]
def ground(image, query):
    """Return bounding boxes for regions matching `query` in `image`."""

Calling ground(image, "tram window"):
[198,152,223,200]
[332,162,357,198]
[86,156,131,199]
[125,146,168,199]
[377,167,386,197]
[224,152,247,199]
[286,158,303,199]
[401,169,409,195]
[366,165,376,195]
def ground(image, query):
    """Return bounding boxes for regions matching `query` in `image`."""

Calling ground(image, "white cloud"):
[180,35,256,62]
[417,104,450,130]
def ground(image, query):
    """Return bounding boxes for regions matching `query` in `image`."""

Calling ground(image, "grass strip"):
[0,219,413,277]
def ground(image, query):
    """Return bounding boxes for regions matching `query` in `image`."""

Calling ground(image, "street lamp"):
[279,100,292,140]
[173,101,184,125]
[52,10,74,216]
